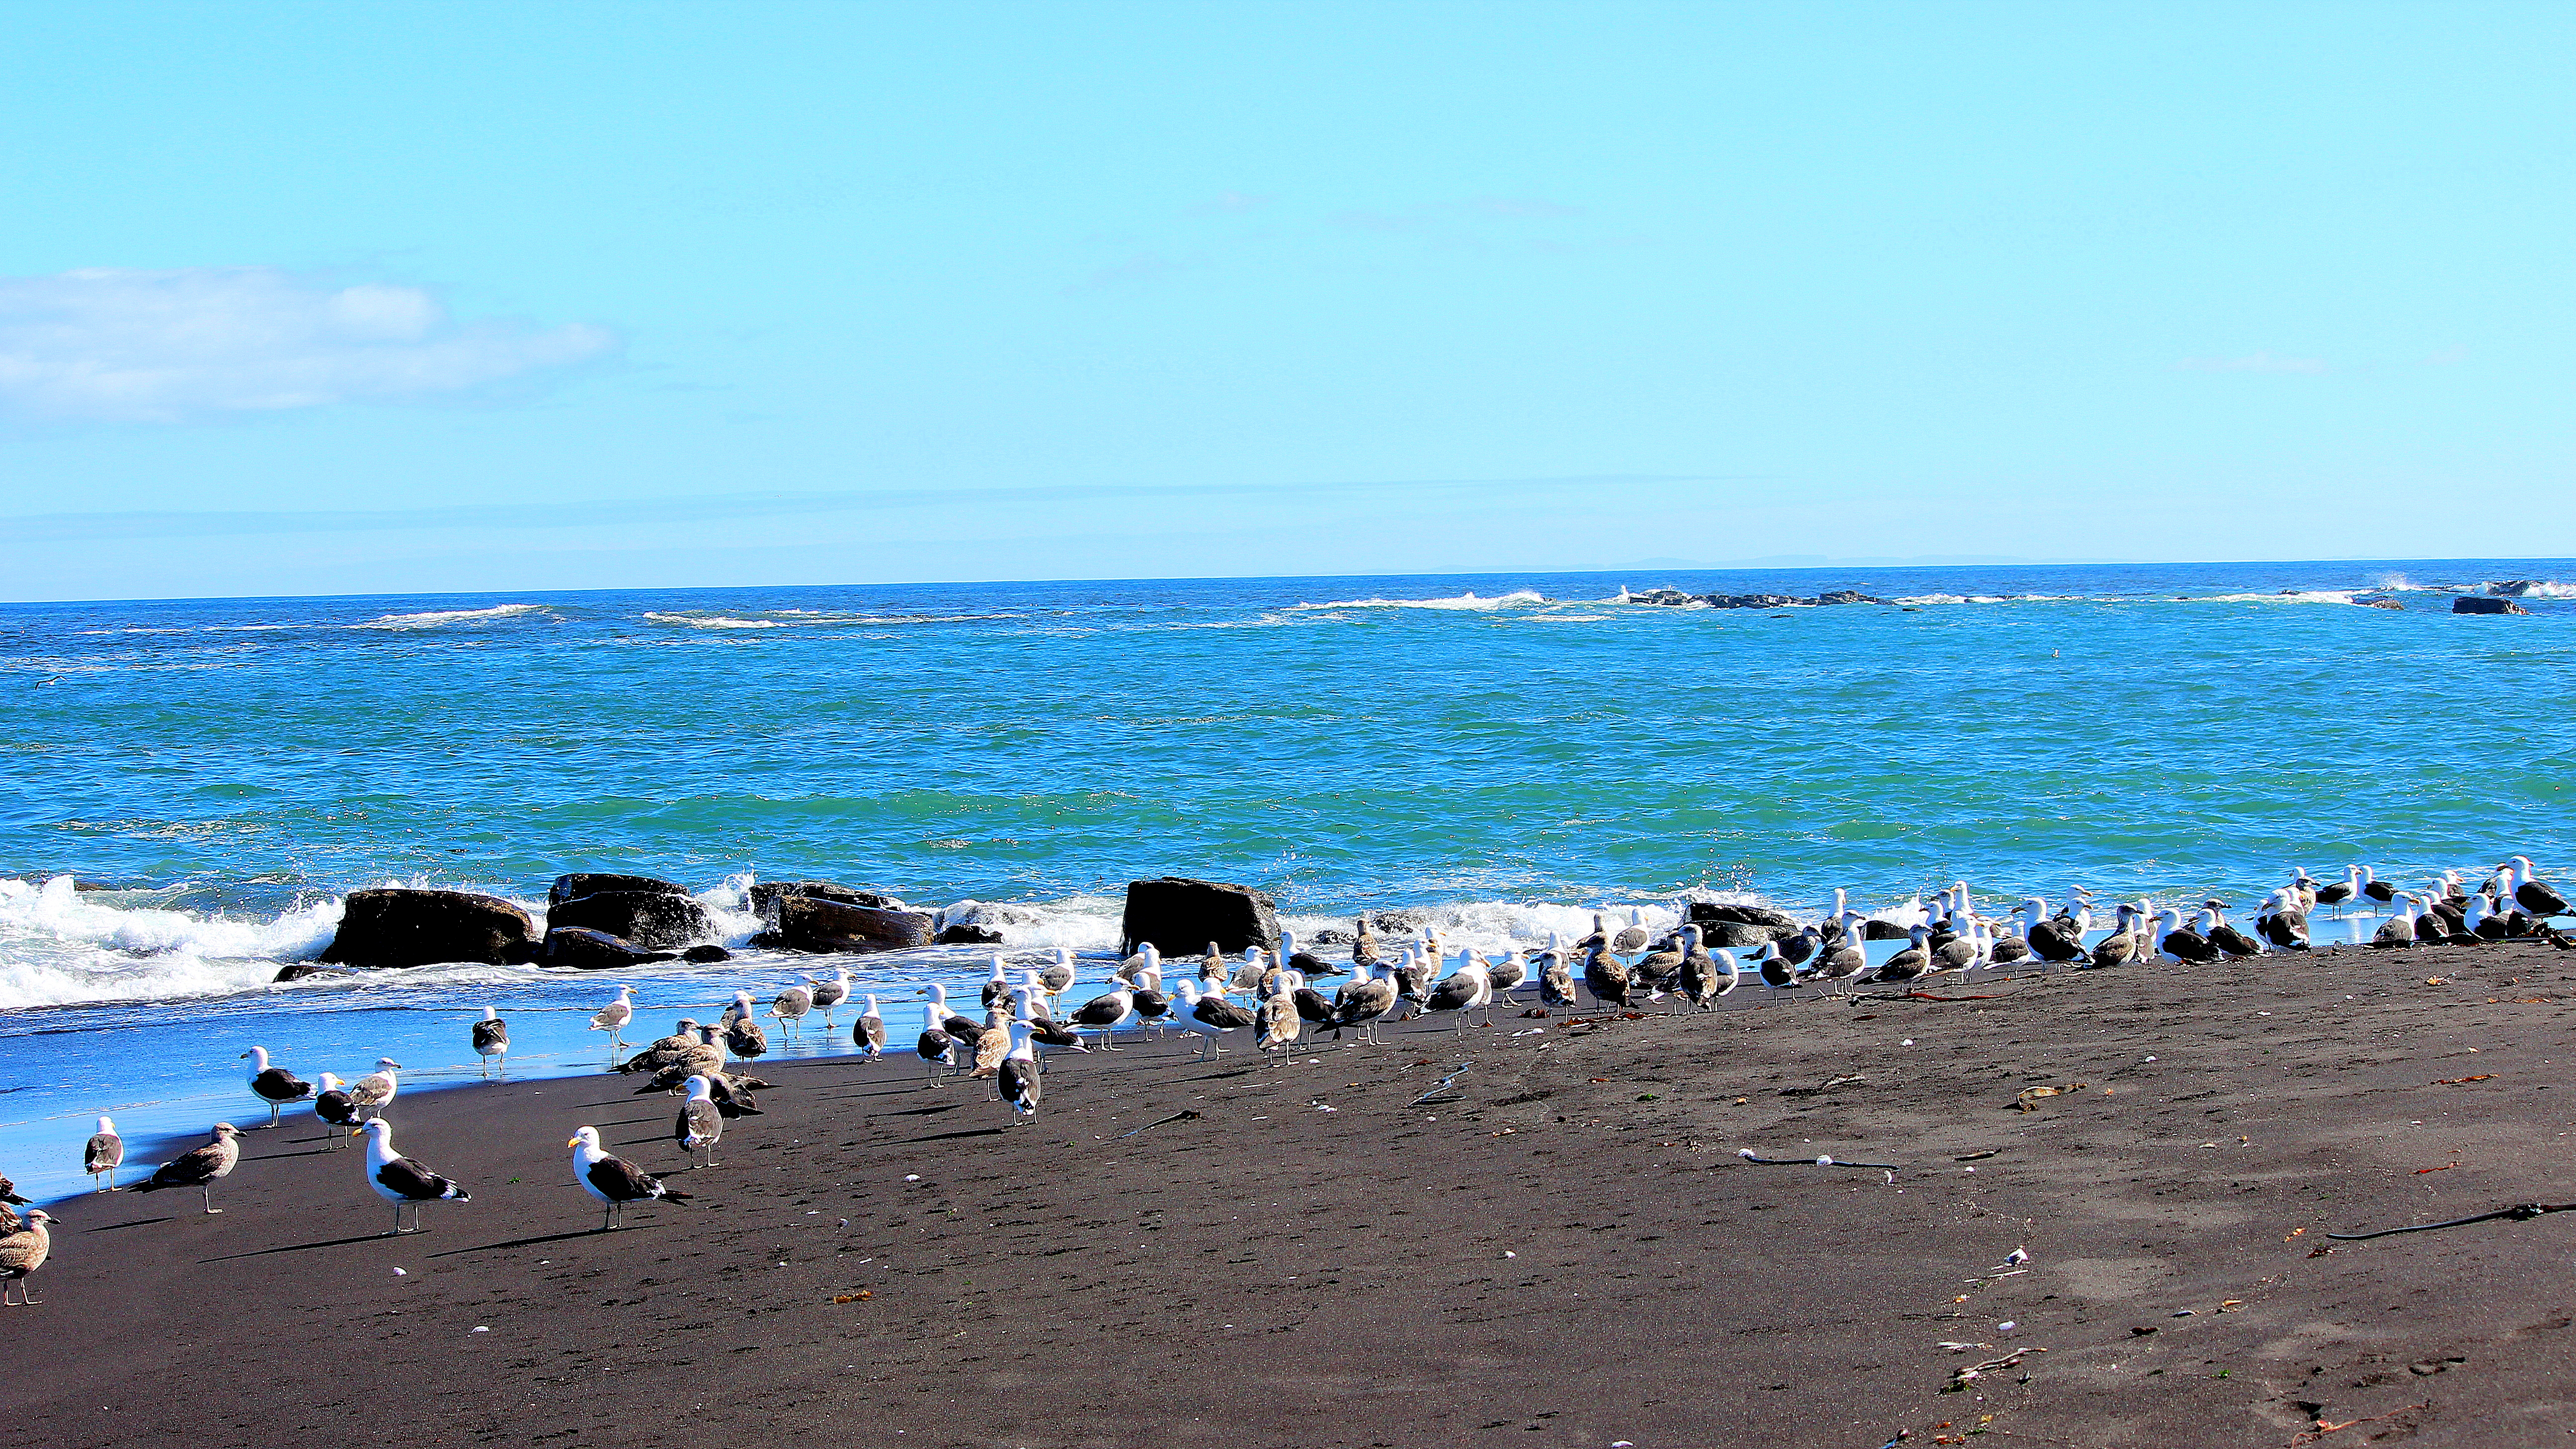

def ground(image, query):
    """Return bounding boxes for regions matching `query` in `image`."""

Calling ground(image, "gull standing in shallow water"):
[472,1006,509,1078]
[83,1116,123,1191]
[357,1119,469,1234]
[809,967,852,1026]
[568,1126,690,1230]
[588,986,638,1061]
[852,994,887,1057]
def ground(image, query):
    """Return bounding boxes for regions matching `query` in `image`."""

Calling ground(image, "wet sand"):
[8,942,2576,1448]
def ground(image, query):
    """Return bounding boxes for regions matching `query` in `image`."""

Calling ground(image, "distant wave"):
[1293,590,1552,611]
[2195,590,2361,605]
[352,603,548,630]
[643,610,1011,629]
[2492,580,2576,599]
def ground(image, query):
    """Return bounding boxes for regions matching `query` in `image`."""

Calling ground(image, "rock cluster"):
[1625,588,1885,610]
[2453,596,2530,615]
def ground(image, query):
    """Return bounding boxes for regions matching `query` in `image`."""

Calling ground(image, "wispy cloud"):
[2176,351,2328,375]
[0,267,618,422]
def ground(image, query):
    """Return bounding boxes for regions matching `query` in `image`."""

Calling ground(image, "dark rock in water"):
[272,963,343,983]
[1308,928,1355,945]
[1861,918,1913,941]
[1120,876,1281,957]
[1627,589,1697,607]
[681,944,732,964]
[749,880,900,914]
[319,888,540,969]
[1686,901,1801,932]
[935,923,1005,945]
[1699,593,1806,610]
[2454,596,2529,615]
[548,889,713,948]
[2352,596,2405,610]
[548,872,688,908]
[2491,580,2543,597]
[1697,919,1782,948]
[1363,909,1428,933]
[1808,590,1885,606]
[544,925,678,969]
[768,895,936,953]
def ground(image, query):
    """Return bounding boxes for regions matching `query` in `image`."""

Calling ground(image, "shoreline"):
[6,941,2574,1445]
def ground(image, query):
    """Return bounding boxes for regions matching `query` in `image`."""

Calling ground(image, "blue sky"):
[4,1,2572,601]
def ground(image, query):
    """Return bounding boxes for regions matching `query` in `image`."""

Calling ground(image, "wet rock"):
[1363,909,1429,933]
[271,963,344,983]
[547,872,688,908]
[1627,589,1697,607]
[2454,596,2529,615]
[1699,593,1806,610]
[2353,596,2405,610]
[2491,580,2543,597]
[1862,918,1915,940]
[681,944,732,964]
[1687,902,1802,933]
[749,880,901,914]
[319,887,541,969]
[934,923,1005,945]
[1308,928,1355,945]
[765,895,936,953]
[544,925,677,969]
[1808,590,1885,606]
[1120,876,1281,958]
[548,889,713,948]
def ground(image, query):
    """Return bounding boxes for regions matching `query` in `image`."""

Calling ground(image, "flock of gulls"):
[0,854,2565,1309]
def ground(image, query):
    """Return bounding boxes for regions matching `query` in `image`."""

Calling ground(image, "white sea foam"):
[644,612,790,629]
[1292,590,1550,611]
[0,876,344,1010]
[352,603,547,630]
[2195,590,2360,605]
[2495,580,2576,599]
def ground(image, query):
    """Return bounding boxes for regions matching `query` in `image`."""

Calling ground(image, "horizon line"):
[4,553,2571,610]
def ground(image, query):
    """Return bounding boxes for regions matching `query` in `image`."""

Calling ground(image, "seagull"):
[589,986,638,1060]
[615,1019,707,1076]
[357,1119,469,1234]
[1038,947,1078,1001]
[724,991,769,1061]
[853,994,887,1057]
[1610,909,1653,955]
[1256,976,1304,1053]
[675,1075,724,1168]
[0,1210,53,1306]
[1280,928,1341,979]
[1329,960,1397,1043]
[916,1002,960,1080]
[83,1116,123,1191]
[1173,980,1254,1060]
[1581,941,1635,1009]
[2089,905,2143,968]
[1116,942,1164,991]
[1482,949,1529,1000]
[1067,978,1135,1052]
[346,1059,402,1123]
[2018,898,2085,963]
[472,1006,509,1078]
[1869,924,1932,982]
[769,982,813,1038]
[2501,856,2570,919]
[134,1123,245,1214]
[240,1047,312,1128]
[1536,948,1577,1008]
[2372,893,2423,948]
[312,1073,358,1147]
[567,1126,690,1230]
[809,967,852,1026]
[997,1021,1042,1119]
[627,1028,724,1094]
[1424,953,1493,1030]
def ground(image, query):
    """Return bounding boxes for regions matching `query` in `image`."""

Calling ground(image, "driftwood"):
[2327,1200,2576,1241]
[1736,1148,1903,1170]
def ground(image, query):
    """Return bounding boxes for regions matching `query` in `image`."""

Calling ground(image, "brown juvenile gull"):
[134,1123,245,1214]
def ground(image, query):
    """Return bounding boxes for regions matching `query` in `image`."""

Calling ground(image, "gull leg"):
[203,1187,221,1215]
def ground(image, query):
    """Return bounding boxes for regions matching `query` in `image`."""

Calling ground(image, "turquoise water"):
[2,560,2570,1197]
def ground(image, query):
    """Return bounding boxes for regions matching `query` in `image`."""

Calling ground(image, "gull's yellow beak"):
[566,1136,582,1148]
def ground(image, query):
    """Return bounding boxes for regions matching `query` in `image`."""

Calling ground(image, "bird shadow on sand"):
[428,1226,650,1257]
[85,1215,176,1232]
[899,1126,1007,1145]
[199,1230,413,1263]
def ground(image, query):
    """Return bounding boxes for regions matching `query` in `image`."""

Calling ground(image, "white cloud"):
[0,267,618,422]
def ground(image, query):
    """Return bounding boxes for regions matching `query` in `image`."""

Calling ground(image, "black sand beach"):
[10,943,2576,1447]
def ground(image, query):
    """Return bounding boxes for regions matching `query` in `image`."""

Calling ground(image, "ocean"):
[3,559,2569,1199]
